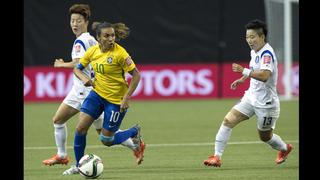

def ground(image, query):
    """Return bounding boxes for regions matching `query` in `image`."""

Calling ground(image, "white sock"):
[121,138,137,151]
[266,133,287,151]
[54,123,67,158]
[214,124,232,157]
[116,129,137,151]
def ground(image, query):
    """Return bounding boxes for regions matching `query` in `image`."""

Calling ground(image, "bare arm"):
[73,66,93,87]
[232,63,271,82]
[230,75,248,90]
[249,69,271,82]
[54,58,80,68]
[120,67,141,112]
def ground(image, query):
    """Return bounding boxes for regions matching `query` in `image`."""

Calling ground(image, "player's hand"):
[232,63,244,73]
[54,59,65,68]
[83,79,94,87]
[230,79,244,90]
[120,95,131,113]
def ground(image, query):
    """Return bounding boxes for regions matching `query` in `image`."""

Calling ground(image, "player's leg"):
[90,108,137,150]
[74,90,104,166]
[256,107,293,164]
[74,112,95,166]
[204,99,253,167]
[43,90,81,166]
[63,90,104,175]
[114,126,145,165]
[116,129,137,150]
[63,112,95,175]
[99,102,138,147]
[92,113,103,134]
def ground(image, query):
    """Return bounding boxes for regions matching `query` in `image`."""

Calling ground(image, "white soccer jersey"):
[71,32,97,91]
[244,43,279,108]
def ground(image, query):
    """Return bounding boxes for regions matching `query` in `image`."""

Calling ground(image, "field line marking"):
[24,140,298,150]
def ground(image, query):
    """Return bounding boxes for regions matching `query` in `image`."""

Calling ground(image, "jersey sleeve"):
[71,40,87,59]
[79,46,93,68]
[260,50,274,73]
[119,48,136,72]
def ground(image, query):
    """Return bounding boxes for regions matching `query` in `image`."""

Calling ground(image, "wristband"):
[242,68,252,77]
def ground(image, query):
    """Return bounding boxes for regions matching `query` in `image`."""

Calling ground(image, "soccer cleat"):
[203,155,222,167]
[134,140,146,165]
[132,124,142,146]
[42,154,69,166]
[275,144,293,164]
[132,124,146,165]
[62,165,79,175]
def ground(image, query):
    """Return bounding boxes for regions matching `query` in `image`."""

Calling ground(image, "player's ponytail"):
[112,23,130,40]
[91,21,102,32]
[92,21,130,41]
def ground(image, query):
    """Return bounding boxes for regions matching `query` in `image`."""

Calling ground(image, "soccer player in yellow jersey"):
[63,21,145,175]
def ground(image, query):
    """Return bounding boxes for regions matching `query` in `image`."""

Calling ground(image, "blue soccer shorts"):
[80,90,127,132]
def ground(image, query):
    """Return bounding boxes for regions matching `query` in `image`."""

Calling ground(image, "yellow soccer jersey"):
[80,43,136,104]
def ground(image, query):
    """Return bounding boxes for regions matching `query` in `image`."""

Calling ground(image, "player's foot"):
[134,140,146,165]
[132,124,146,165]
[275,144,293,164]
[132,124,142,147]
[203,155,222,167]
[42,154,69,166]
[62,165,79,175]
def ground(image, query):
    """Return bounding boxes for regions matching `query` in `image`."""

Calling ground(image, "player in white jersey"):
[42,4,103,166]
[203,19,293,167]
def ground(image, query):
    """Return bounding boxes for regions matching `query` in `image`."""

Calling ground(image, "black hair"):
[245,19,268,38]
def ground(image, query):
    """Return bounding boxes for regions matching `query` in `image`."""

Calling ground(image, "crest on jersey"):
[255,56,259,63]
[263,55,271,64]
[107,57,113,64]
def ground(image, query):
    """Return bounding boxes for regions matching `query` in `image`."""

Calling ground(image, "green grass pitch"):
[24,99,298,180]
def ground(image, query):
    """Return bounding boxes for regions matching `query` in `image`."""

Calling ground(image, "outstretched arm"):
[232,63,271,82]
[230,75,248,90]
[54,58,80,68]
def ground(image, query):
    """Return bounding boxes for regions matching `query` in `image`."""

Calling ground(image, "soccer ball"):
[78,154,104,179]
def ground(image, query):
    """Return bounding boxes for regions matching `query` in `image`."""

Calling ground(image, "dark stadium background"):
[24,0,299,66]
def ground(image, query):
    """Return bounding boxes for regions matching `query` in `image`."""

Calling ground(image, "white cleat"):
[62,165,79,175]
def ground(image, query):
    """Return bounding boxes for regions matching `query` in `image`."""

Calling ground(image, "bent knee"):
[259,131,273,142]
[76,126,88,135]
[223,113,238,128]
[223,117,234,127]
[99,134,114,147]
[223,110,248,128]
[259,135,272,142]
[52,116,62,124]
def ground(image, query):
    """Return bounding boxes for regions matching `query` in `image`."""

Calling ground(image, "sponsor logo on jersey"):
[263,55,271,64]
[125,57,132,66]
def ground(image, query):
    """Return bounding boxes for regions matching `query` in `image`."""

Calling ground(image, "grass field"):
[24,99,299,180]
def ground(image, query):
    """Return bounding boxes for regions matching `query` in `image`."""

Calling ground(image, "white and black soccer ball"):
[78,154,104,179]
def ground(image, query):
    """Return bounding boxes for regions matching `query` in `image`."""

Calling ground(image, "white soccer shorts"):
[233,97,280,131]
